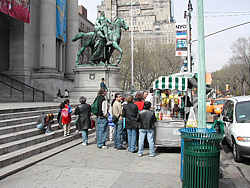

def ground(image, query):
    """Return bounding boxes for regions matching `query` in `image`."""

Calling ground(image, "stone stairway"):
[0,105,94,179]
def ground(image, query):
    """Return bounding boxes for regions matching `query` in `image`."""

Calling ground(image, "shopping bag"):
[186,107,198,128]
[36,123,43,130]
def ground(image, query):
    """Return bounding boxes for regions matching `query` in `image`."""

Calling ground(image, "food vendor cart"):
[153,73,194,148]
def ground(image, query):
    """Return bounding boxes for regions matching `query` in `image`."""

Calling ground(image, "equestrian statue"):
[72,11,129,66]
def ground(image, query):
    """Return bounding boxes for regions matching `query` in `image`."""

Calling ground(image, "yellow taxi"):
[206,99,214,113]
[213,98,226,115]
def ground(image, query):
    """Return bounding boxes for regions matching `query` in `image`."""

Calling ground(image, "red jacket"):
[134,101,144,111]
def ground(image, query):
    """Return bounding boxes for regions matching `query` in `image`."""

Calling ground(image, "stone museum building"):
[0,0,93,101]
[97,0,176,44]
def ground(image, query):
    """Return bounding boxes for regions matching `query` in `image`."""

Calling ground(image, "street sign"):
[176,24,187,57]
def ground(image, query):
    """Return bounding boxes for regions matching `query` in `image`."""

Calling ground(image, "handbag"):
[91,119,95,129]
[112,115,119,124]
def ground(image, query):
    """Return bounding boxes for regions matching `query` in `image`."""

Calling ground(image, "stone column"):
[65,0,78,80]
[39,0,57,72]
[59,42,63,72]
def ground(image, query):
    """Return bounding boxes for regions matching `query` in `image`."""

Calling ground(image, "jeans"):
[97,117,108,148]
[114,120,123,148]
[127,128,137,152]
[138,129,155,155]
[82,129,88,144]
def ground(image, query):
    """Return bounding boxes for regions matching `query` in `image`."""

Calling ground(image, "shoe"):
[45,131,54,135]
[138,153,143,157]
[67,133,70,136]
[131,150,138,153]
[102,145,108,149]
[149,154,156,157]
[75,130,79,134]
[82,142,87,146]
[117,147,126,150]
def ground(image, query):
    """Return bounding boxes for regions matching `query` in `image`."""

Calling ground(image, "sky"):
[78,0,250,73]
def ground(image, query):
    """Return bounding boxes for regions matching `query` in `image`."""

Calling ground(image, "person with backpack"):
[74,96,91,146]
[137,101,157,157]
[61,101,72,136]
[93,88,109,149]
[37,112,54,134]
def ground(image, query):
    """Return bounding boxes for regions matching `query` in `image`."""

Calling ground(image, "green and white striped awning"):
[153,76,188,91]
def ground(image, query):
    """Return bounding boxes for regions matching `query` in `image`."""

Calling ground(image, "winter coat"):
[122,102,139,129]
[74,103,91,130]
[138,109,156,129]
[134,101,144,111]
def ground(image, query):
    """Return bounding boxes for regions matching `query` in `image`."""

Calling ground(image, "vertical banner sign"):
[176,24,187,56]
[56,0,67,42]
[0,0,30,23]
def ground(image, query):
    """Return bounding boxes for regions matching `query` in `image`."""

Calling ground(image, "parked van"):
[220,96,250,162]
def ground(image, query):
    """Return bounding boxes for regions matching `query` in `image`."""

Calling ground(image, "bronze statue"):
[72,13,129,66]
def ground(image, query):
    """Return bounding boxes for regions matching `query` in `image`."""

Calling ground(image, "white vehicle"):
[220,96,250,162]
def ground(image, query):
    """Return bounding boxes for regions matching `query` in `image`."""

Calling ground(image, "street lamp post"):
[130,0,134,90]
[185,0,193,73]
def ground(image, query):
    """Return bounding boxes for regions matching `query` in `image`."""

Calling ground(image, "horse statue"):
[72,17,129,66]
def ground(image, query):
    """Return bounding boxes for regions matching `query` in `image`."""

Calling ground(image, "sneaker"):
[117,147,126,150]
[138,153,143,157]
[82,142,87,146]
[149,154,156,157]
[45,131,54,135]
[102,145,108,149]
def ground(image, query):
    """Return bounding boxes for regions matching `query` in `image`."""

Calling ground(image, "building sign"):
[176,24,187,57]
[56,0,67,42]
[0,0,30,23]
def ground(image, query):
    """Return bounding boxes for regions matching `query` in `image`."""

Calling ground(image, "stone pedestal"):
[70,65,123,103]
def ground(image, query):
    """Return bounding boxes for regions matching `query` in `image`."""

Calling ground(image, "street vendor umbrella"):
[153,76,188,91]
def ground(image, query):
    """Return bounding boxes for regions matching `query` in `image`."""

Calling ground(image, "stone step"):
[0,125,75,156]
[0,108,59,121]
[0,105,59,114]
[0,117,77,145]
[0,128,95,169]
[0,115,41,127]
[0,121,37,136]
[0,135,95,180]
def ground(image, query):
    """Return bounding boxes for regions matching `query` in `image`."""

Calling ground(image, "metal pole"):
[197,0,206,128]
[130,0,134,89]
[187,0,193,73]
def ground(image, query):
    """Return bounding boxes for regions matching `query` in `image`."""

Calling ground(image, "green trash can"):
[181,128,223,188]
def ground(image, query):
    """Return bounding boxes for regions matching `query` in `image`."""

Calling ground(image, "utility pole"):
[184,0,193,73]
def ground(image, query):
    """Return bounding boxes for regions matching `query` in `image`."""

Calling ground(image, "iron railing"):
[0,72,45,102]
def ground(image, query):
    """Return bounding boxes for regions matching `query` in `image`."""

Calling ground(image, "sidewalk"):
[0,136,181,188]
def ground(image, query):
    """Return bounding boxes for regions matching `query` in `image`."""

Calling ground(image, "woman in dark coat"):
[122,95,139,153]
[74,96,91,145]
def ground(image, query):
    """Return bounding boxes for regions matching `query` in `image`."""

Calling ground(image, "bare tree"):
[119,35,182,91]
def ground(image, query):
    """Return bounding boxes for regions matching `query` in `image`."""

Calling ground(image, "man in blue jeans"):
[112,93,126,150]
[95,89,108,149]
[137,101,157,157]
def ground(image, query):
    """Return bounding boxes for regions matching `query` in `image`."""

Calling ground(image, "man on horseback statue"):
[72,12,129,66]
[95,11,113,46]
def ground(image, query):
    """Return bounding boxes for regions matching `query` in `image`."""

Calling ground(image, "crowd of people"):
[92,88,156,157]
[37,87,157,157]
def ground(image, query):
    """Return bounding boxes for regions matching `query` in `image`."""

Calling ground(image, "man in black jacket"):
[138,101,156,157]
